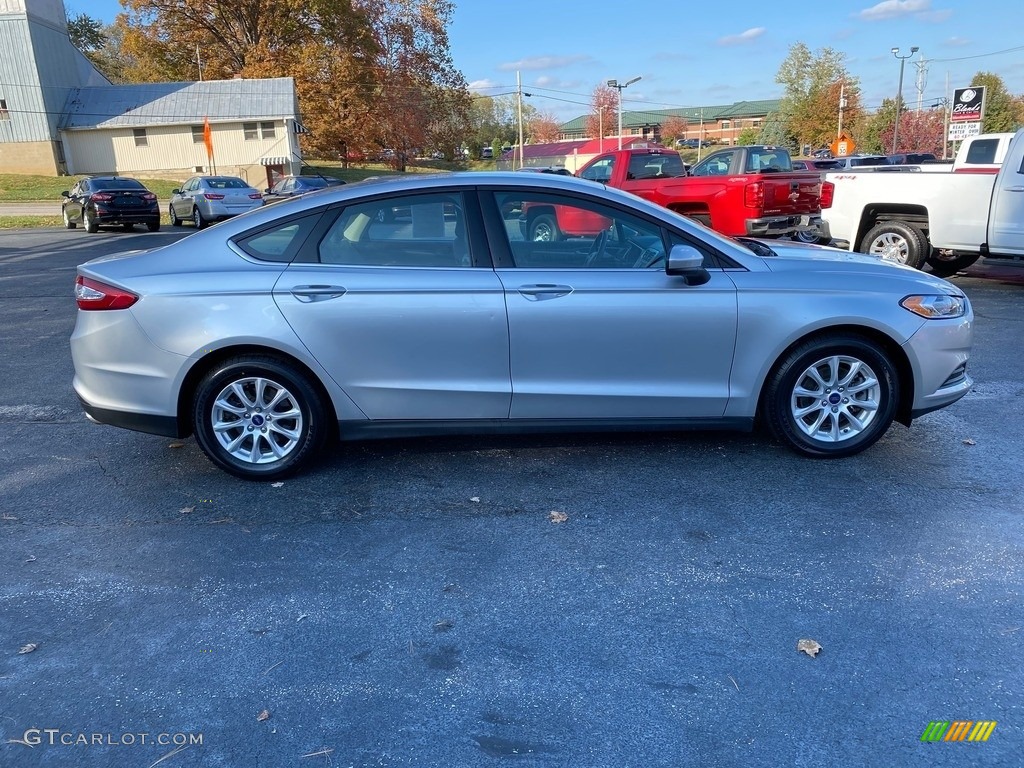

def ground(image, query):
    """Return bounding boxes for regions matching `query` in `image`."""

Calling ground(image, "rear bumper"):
[745,216,798,236]
[80,396,182,437]
[93,206,160,224]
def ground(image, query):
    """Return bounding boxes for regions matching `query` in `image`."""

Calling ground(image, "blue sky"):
[71,0,1024,121]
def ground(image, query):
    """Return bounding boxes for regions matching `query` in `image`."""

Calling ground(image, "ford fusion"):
[71,173,973,479]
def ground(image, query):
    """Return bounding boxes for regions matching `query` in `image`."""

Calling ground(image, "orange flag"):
[203,117,214,164]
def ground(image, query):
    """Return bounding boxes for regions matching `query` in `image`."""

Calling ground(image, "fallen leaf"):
[25,555,36,563]
[179,506,194,515]
[1,513,18,521]
[256,709,270,722]
[727,675,739,691]
[296,613,308,623]
[469,497,480,503]
[302,748,335,759]
[796,638,822,658]
[168,442,185,449]
[271,482,284,488]
[549,510,568,524]
[434,619,454,632]
[18,643,39,654]
[962,438,976,446]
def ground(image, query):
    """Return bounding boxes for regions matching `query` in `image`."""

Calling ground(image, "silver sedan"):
[169,175,264,229]
[72,173,973,479]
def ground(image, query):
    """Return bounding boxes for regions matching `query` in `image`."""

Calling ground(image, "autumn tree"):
[879,108,945,154]
[659,115,689,144]
[859,99,899,154]
[967,71,1022,133]
[529,111,562,143]
[775,43,863,150]
[587,84,617,140]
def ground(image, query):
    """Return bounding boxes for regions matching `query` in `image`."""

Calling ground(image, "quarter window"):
[491,191,667,270]
[234,213,321,263]
[0,99,9,120]
[318,193,471,268]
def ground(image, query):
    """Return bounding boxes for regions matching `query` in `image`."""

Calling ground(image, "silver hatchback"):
[72,173,974,479]
[169,175,264,229]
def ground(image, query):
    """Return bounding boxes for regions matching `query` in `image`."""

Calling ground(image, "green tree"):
[736,127,761,145]
[859,99,899,154]
[968,71,1021,133]
[66,12,105,51]
[775,43,863,150]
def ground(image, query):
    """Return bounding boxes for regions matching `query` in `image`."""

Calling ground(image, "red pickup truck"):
[572,145,822,238]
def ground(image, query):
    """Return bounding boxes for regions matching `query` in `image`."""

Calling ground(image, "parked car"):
[887,152,938,165]
[263,175,345,204]
[71,172,974,479]
[61,177,160,233]
[169,176,264,229]
[812,148,833,159]
[515,166,574,175]
[829,155,891,169]
[792,159,842,172]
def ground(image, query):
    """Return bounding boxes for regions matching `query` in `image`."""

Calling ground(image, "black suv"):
[61,177,161,233]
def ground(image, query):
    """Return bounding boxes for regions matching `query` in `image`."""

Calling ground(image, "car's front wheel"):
[192,356,329,480]
[529,213,561,242]
[169,205,181,227]
[62,208,76,229]
[763,335,899,457]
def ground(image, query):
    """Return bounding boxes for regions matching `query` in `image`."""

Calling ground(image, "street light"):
[891,46,919,154]
[607,76,641,150]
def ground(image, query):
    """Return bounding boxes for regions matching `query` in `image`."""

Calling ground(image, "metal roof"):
[559,99,783,132]
[60,77,298,130]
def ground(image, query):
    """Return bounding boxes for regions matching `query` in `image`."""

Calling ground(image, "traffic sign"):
[830,134,856,157]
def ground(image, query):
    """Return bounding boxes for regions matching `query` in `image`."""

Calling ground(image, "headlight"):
[900,294,967,319]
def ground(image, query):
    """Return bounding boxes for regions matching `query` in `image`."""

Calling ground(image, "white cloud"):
[467,79,500,92]
[497,55,592,72]
[717,27,766,46]
[857,0,950,22]
[945,36,971,47]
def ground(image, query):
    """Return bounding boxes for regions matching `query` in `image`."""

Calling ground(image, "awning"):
[261,157,290,166]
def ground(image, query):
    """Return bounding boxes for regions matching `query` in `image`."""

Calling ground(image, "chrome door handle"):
[517,284,573,300]
[290,285,347,302]
[1006,186,1024,192]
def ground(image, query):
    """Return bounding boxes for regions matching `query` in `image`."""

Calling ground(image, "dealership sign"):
[951,87,986,122]
[948,122,981,141]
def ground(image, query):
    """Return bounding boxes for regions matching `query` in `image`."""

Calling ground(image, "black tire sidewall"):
[861,221,926,269]
[192,358,326,479]
[766,336,899,457]
[530,213,559,241]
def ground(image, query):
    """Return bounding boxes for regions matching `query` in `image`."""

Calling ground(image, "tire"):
[792,228,832,246]
[169,205,182,227]
[123,223,135,232]
[926,252,979,278]
[528,213,561,242]
[763,334,899,458]
[858,221,926,269]
[193,207,206,230]
[84,208,99,233]
[146,221,161,232]
[192,356,329,480]
[686,213,712,228]
[62,209,76,230]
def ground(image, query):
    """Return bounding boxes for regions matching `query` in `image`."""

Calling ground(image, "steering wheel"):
[584,230,609,268]
[633,246,665,269]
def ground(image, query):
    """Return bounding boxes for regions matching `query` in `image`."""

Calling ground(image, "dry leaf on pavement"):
[256,710,270,722]
[549,510,568,524]
[796,638,822,657]
[962,438,976,445]
[18,643,39,654]
[469,497,480,503]
[271,482,284,488]
[168,442,185,449]
[179,506,194,515]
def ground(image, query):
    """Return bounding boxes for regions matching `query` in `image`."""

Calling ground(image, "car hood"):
[754,240,961,292]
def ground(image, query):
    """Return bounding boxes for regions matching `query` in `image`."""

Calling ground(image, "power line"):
[930,44,1024,63]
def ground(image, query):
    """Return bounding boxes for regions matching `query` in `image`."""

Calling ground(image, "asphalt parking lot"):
[1,228,1022,767]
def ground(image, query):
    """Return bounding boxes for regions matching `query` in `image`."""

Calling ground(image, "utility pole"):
[915,54,928,113]
[697,107,704,161]
[196,44,203,81]
[516,71,525,170]
[838,81,846,137]
[607,76,641,150]
[891,46,919,154]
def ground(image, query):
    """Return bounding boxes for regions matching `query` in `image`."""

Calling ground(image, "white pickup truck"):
[820,129,1024,275]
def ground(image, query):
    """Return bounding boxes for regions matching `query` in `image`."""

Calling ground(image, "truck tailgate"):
[761,173,820,215]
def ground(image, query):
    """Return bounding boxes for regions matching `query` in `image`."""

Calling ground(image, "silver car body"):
[169,175,263,222]
[72,172,973,476]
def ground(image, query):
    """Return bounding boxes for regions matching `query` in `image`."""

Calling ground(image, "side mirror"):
[264,188,271,194]
[60,190,69,198]
[666,244,711,285]
[172,189,181,195]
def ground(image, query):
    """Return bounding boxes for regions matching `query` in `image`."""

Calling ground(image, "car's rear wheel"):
[192,356,328,480]
[62,209,76,229]
[859,221,926,269]
[169,205,182,227]
[529,213,561,242]
[123,223,135,232]
[193,207,206,230]
[792,228,832,245]
[764,335,899,457]
[84,208,99,233]
[146,220,160,232]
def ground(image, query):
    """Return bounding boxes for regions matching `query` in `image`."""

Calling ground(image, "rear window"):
[206,177,249,189]
[298,178,329,189]
[744,150,792,173]
[849,156,888,167]
[965,139,998,165]
[92,178,145,190]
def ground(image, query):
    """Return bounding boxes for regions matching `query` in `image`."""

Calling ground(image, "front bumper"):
[904,310,974,419]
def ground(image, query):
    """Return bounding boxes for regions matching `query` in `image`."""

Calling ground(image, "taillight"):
[90,192,114,202]
[203,193,225,200]
[820,181,834,209]
[248,193,263,199]
[142,192,157,201]
[75,276,138,310]
[743,181,764,208]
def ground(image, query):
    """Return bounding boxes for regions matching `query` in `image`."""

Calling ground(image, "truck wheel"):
[859,221,926,269]
[793,229,832,246]
[763,334,899,458]
[926,252,979,278]
[529,213,561,242]
[686,213,712,228]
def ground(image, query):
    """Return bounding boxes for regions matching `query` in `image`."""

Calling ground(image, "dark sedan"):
[61,177,160,233]
[263,175,345,204]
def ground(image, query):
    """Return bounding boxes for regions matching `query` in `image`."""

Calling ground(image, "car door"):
[987,150,1024,257]
[65,181,85,223]
[483,188,739,419]
[172,178,193,217]
[271,191,511,420]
